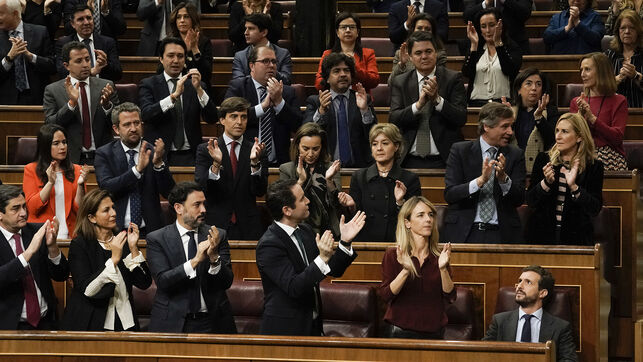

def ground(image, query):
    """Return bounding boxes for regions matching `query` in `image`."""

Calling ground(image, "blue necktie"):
[127,149,142,227]
[10,30,29,92]
[521,314,533,342]
[336,95,352,166]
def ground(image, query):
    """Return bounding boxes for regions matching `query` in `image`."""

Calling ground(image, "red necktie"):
[79,82,91,149]
[13,234,41,328]
[230,141,238,224]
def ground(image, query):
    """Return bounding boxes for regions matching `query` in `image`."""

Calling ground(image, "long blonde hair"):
[394,196,440,278]
[548,113,596,173]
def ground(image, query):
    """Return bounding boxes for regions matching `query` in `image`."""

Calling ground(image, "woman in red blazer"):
[23,124,89,239]
[315,12,380,93]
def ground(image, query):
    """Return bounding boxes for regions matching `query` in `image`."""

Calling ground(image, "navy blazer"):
[231,43,293,85]
[94,140,176,232]
[63,0,126,39]
[55,33,122,81]
[388,0,448,48]
[0,223,69,329]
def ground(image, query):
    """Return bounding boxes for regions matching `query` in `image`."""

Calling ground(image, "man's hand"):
[416,78,431,109]
[405,5,416,28]
[46,217,61,257]
[99,83,114,108]
[207,138,223,171]
[315,230,335,263]
[263,0,271,14]
[355,82,368,110]
[494,153,508,183]
[476,155,494,187]
[193,239,210,266]
[249,137,265,164]
[91,49,108,76]
[424,76,439,104]
[136,140,152,173]
[267,77,283,105]
[339,210,366,243]
[206,226,220,263]
[318,89,332,115]
[152,138,165,167]
[101,0,109,14]
[65,76,80,107]
[172,73,189,99]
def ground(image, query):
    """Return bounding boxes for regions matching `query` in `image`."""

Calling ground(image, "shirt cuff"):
[30,54,37,64]
[198,91,209,107]
[435,96,445,112]
[313,256,331,275]
[131,166,142,179]
[153,162,166,171]
[481,0,488,8]
[412,102,420,115]
[183,260,197,279]
[160,95,174,112]
[2,58,12,70]
[338,242,353,256]
[499,177,512,196]
[469,179,480,194]
[273,98,285,114]
[18,254,28,268]
[208,167,221,180]
[102,101,113,114]
[254,104,265,118]
[250,166,262,176]
[48,251,62,265]
[208,263,221,275]
[123,252,146,271]
[360,109,374,124]
[312,110,322,123]
[67,101,76,111]
[404,22,409,31]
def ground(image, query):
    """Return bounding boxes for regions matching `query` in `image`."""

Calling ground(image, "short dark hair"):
[289,122,330,163]
[62,41,90,63]
[111,102,141,126]
[512,68,550,108]
[35,124,75,185]
[71,4,91,21]
[265,179,298,220]
[319,52,355,90]
[168,182,202,208]
[522,265,555,306]
[244,13,272,33]
[331,12,363,58]
[219,97,250,118]
[477,102,514,135]
[248,45,273,64]
[158,37,187,57]
[0,185,24,214]
[406,30,442,55]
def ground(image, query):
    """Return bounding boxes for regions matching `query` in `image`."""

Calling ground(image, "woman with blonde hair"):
[379,196,455,339]
[606,9,643,107]
[526,113,604,245]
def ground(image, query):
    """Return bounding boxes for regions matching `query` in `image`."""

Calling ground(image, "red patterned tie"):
[79,82,91,149]
[230,141,238,224]
[13,234,41,328]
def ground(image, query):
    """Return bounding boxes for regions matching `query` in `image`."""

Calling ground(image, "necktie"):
[258,86,274,162]
[93,0,101,33]
[82,38,95,67]
[521,314,533,342]
[415,76,433,157]
[170,79,185,149]
[229,141,238,224]
[336,95,352,166]
[479,147,497,223]
[79,82,92,149]
[13,234,41,328]
[10,30,29,92]
[413,1,421,13]
[186,231,200,313]
[293,229,320,316]
[126,149,142,226]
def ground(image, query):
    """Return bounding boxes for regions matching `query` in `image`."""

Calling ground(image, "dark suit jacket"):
[146,223,236,333]
[463,0,532,54]
[61,235,152,331]
[63,0,127,39]
[388,0,448,48]
[228,2,283,52]
[43,76,119,163]
[136,0,164,56]
[138,73,218,154]
[0,23,56,105]
[232,43,292,85]
[94,140,176,232]
[55,33,122,81]
[443,139,526,243]
[194,138,268,239]
[389,66,467,164]
[483,309,578,362]
[256,222,357,336]
[0,223,69,329]
[224,76,302,165]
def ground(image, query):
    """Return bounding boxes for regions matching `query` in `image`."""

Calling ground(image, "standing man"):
[390,31,467,168]
[195,97,268,240]
[443,102,525,243]
[146,182,236,334]
[484,265,578,362]
[0,185,69,329]
[44,41,118,165]
[63,0,126,40]
[304,53,376,168]
[139,37,218,166]
[256,179,366,336]
[388,0,448,49]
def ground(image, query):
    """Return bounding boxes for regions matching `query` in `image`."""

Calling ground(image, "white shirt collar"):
[77,33,94,42]
[274,221,297,237]
[0,224,20,243]
[175,220,196,238]
[69,75,90,85]
[222,133,243,147]
[120,140,142,154]
[518,307,543,320]
[416,68,436,85]
[164,71,181,82]
[409,0,425,7]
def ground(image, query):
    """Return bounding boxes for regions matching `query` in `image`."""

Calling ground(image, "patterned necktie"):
[10,30,29,92]
[521,314,533,342]
[186,231,201,313]
[259,86,274,161]
[336,95,352,166]
[413,1,421,13]
[415,76,433,157]
[229,141,238,224]
[479,147,497,223]
[13,234,41,328]
[82,38,95,67]
[126,149,142,226]
[93,0,101,33]
[169,78,185,149]
[79,82,92,149]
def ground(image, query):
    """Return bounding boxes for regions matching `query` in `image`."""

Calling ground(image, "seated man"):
[44,41,118,165]
[139,37,218,166]
[56,4,121,81]
[195,97,268,240]
[304,52,375,168]
[62,0,126,39]
[484,265,578,362]
[389,31,467,168]
[232,13,292,85]
[224,45,302,166]
[443,102,525,243]
[388,0,448,50]
[94,102,175,236]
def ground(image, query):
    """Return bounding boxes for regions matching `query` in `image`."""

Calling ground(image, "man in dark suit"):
[443,102,526,243]
[62,0,126,39]
[44,41,118,165]
[146,181,236,333]
[484,265,578,362]
[94,102,175,236]
[388,0,448,50]
[390,31,467,168]
[56,4,121,81]
[304,52,375,168]
[195,97,268,240]
[0,185,69,330]
[224,45,302,166]
[256,179,366,336]
[463,0,532,54]
[231,13,292,84]
[139,37,218,166]
[0,0,56,105]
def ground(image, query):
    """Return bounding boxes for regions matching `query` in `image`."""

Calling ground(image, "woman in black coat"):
[62,189,152,331]
[228,0,283,52]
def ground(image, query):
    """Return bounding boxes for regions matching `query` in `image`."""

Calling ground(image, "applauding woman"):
[379,196,455,339]
[62,189,152,331]
[23,124,89,239]
[605,9,643,107]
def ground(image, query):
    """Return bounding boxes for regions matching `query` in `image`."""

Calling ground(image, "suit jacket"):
[43,77,118,163]
[55,33,122,81]
[146,223,236,333]
[443,139,526,243]
[194,138,268,239]
[388,0,448,48]
[138,73,218,154]
[224,76,302,165]
[304,91,375,168]
[61,236,152,331]
[232,43,292,85]
[0,23,56,105]
[228,2,283,52]
[483,309,578,362]
[94,140,176,232]
[63,0,127,39]
[256,222,357,336]
[463,0,532,54]
[0,223,69,329]
[389,66,467,164]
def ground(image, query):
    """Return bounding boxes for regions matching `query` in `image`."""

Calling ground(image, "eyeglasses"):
[338,25,357,31]
[254,58,278,65]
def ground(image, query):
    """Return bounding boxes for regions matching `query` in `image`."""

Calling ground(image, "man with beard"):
[94,102,175,236]
[483,265,577,362]
[146,182,237,334]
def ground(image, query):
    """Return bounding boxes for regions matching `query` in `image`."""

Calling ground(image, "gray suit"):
[483,309,578,362]
[231,43,292,85]
[43,77,119,163]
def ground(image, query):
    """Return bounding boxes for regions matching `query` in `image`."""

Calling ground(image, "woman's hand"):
[77,164,90,185]
[338,192,355,208]
[127,223,140,257]
[561,158,580,188]
[543,162,556,185]
[394,180,407,205]
[492,19,503,46]
[263,0,271,14]
[46,160,57,185]
[534,93,549,119]
[325,159,341,182]
[438,242,451,270]
[399,42,409,66]
[466,21,478,50]
[576,93,596,124]
[296,155,307,186]
[242,0,253,14]
[110,231,127,265]
[184,28,200,53]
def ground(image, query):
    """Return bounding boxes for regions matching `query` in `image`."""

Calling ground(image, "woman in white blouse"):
[62,189,152,331]
[462,7,523,107]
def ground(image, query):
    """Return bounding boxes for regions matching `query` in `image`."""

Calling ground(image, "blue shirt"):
[543,9,604,54]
